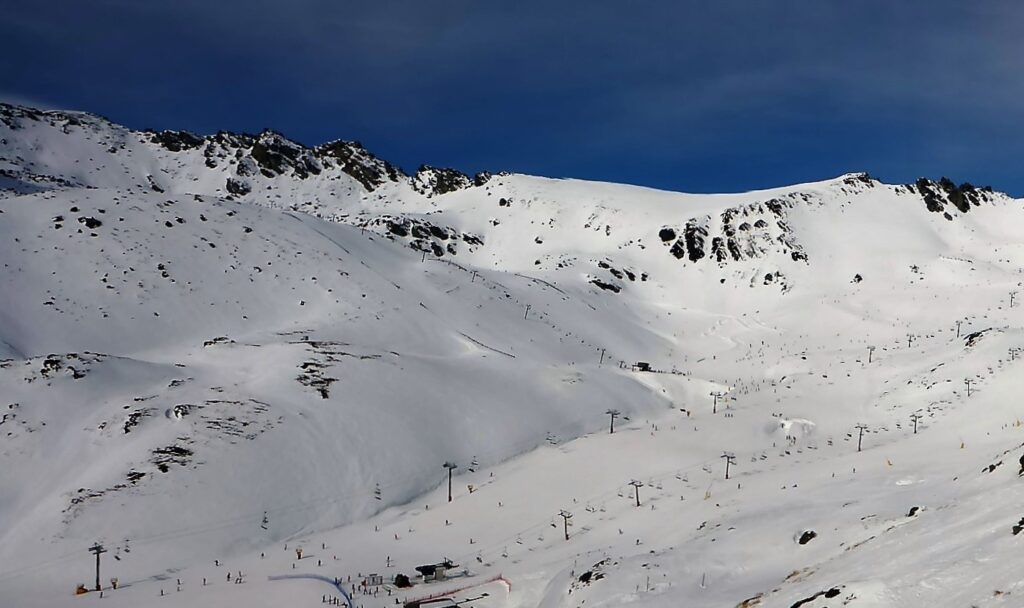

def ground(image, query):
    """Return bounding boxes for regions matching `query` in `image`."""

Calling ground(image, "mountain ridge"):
[4,103,1024,608]
[2,101,1005,206]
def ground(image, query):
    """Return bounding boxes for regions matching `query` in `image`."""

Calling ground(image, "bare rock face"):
[412,165,474,197]
[147,130,205,152]
[147,123,404,192]
[315,140,405,191]
[659,194,808,268]
[683,219,708,262]
[909,177,995,218]
[354,214,484,257]
[225,177,251,196]
[249,130,322,179]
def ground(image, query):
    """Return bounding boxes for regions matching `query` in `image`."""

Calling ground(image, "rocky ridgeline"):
[148,128,407,192]
[0,102,491,199]
[411,165,497,197]
[903,177,997,220]
[315,139,405,190]
[0,103,104,132]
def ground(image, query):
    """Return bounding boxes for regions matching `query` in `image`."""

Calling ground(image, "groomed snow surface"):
[2,104,1024,607]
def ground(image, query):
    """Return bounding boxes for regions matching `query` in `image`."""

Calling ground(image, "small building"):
[414,560,455,582]
[633,361,651,372]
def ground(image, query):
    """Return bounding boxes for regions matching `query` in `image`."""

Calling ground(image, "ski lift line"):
[3,420,599,583]
[451,394,1013,567]
[447,450,748,566]
[281,212,354,256]
[282,211,429,291]
[142,421,704,573]
[403,257,588,356]
[0,492,363,583]
[511,272,568,295]
[449,407,931,568]
[0,412,621,582]
[0,547,87,585]
[0,489,372,584]
[431,256,615,357]
[1,392,982,586]
[15,352,958,586]
[131,424,569,560]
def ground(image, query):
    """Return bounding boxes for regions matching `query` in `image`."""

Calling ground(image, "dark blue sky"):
[2,1,1021,194]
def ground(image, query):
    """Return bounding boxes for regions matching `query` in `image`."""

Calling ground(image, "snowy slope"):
[3,103,1024,608]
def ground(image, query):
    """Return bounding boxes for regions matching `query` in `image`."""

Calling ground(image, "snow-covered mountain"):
[2,102,1024,608]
